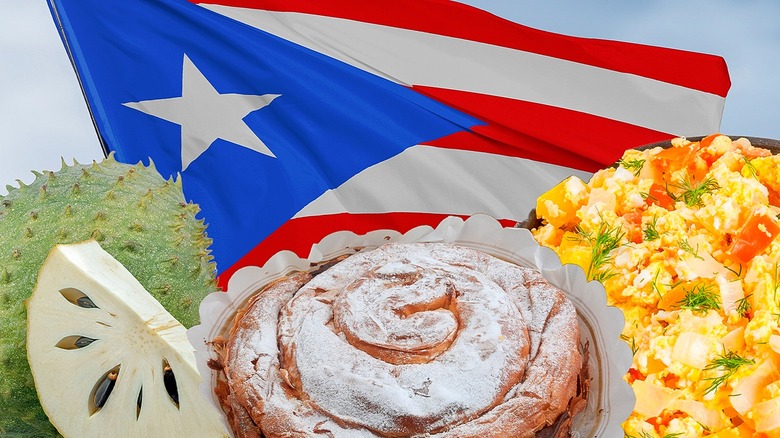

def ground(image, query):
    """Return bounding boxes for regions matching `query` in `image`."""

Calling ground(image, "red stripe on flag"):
[193,0,730,97]
[416,86,672,171]
[217,212,517,289]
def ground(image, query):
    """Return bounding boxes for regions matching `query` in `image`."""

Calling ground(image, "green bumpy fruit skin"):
[0,155,219,436]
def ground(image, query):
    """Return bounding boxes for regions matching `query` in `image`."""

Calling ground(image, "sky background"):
[1,0,779,194]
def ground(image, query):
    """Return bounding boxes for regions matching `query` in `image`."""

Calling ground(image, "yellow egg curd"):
[531,135,780,437]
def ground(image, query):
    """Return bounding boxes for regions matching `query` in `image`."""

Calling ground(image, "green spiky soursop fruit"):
[26,240,229,437]
[0,154,219,436]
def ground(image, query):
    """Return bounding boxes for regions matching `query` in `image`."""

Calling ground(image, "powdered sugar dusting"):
[335,260,459,355]
[281,244,530,434]
[220,242,583,437]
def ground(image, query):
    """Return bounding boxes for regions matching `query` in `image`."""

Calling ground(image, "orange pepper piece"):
[728,210,780,263]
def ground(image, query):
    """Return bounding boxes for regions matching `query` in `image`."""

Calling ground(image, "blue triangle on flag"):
[50,0,482,270]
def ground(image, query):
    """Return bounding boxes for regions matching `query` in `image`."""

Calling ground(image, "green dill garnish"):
[702,350,754,395]
[620,334,639,356]
[772,263,780,323]
[676,282,721,313]
[724,263,743,279]
[668,176,720,207]
[651,270,663,299]
[743,156,758,179]
[618,157,646,176]
[735,294,752,317]
[678,238,703,260]
[571,218,625,282]
[592,269,618,284]
[643,215,660,241]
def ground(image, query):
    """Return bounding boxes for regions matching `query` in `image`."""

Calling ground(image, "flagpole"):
[46,0,110,159]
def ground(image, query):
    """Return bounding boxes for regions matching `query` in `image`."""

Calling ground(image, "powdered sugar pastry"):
[217,242,585,437]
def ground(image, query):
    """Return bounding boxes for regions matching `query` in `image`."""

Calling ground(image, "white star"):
[123,54,280,170]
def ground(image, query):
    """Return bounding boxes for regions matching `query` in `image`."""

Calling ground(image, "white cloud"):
[0,0,102,193]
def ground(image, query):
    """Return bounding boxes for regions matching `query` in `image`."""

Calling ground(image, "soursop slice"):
[0,154,219,435]
[27,240,229,437]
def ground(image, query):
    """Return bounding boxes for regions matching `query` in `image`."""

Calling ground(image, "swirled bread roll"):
[215,242,587,437]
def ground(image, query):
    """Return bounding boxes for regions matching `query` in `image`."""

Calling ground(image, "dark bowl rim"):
[516,134,780,230]
[635,134,780,153]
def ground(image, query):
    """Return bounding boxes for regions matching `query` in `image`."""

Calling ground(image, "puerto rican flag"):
[48,0,730,288]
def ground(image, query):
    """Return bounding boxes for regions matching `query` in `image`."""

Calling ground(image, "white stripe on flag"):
[293,146,593,220]
[202,5,725,136]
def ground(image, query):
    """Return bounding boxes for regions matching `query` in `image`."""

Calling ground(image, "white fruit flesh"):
[26,240,229,437]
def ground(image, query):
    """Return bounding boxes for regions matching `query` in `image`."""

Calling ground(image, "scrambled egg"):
[531,135,780,437]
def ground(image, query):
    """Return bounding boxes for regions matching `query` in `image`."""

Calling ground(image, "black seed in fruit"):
[77,296,98,308]
[163,366,179,406]
[74,336,97,348]
[137,387,143,419]
[94,370,117,410]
